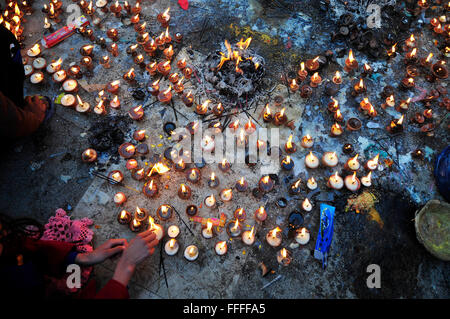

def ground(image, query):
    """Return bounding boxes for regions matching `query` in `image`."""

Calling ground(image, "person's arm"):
[0,92,46,138]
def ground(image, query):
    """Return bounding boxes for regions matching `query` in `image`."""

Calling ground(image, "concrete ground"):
[0,0,449,298]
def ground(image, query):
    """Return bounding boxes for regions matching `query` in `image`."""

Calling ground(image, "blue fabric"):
[65,251,79,266]
[434,145,450,202]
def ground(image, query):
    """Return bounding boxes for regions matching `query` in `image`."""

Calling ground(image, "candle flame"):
[348,49,354,62]
[120,210,127,219]
[300,62,305,72]
[249,226,255,238]
[239,177,245,185]
[397,115,404,125]
[169,239,175,248]
[262,175,270,183]
[162,7,170,19]
[351,171,357,183]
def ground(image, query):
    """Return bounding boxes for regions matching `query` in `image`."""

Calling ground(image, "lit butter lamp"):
[242,226,256,245]
[131,167,145,181]
[235,177,248,192]
[258,175,274,192]
[298,62,308,81]
[81,148,97,162]
[201,135,215,152]
[75,95,90,113]
[277,248,292,266]
[148,216,163,241]
[244,118,256,134]
[24,65,34,77]
[254,206,267,223]
[295,227,310,245]
[301,134,314,148]
[219,188,233,202]
[273,108,287,126]
[344,172,361,192]
[61,94,76,107]
[306,177,317,190]
[142,179,158,198]
[302,198,313,212]
[345,154,360,171]
[361,171,372,187]
[30,71,44,84]
[344,49,358,72]
[327,172,344,190]
[289,179,301,195]
[305,151,319,169]
[118,143,135,158]
[108,170,123,184]
[202,220,214,239]
[208,172,220,188]
[215,241,228,256]
[321,152,338,167]
[266,227,282,247]
[330,122,344,137]
[184,245,198,262]
[114,192,126,205]
[387,115,404,134]
[365,154,380,171]
[106,80,120,94]
[117,209,131,225]
[129,218,142,232]
[123,68,136,83]
[285,134,297,153]
[262,104,273,123]
[204,194,217,209]
[178,183,191,200]
[126,159,138,170]
[27,43,41,57]
[46,58,62,74]
[234,208,246,221]
[218,158,231,172]
[165,239,179,256]
[167,225,180,238]
[52,70,67,83]
[186,168,201,183]
[281,155,294,171]
[227,219,242,237]
[128,105,144,121]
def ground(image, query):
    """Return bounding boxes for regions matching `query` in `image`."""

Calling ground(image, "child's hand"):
[75,238,128,266]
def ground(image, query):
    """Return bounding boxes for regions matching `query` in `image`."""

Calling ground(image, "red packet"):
[42,15,89,48]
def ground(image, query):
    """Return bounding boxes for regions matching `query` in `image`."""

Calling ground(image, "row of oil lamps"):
[1,0,31,44]
[114,204,306,265]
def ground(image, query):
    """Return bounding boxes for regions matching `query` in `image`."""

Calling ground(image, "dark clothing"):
[0,238,129,299]
[0,25,44,138]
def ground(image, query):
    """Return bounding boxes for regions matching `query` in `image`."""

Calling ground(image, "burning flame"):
[397,115,404,125]
[152,162,170,175]
[425,53,433,63]
[169,239,175,248]
[237,37,252,50]
[210,172,215,181]
[239,177,245,185]
[272,227,281,238]
[262,176,270,184]
[348,49,354,63]
[120,210,127,219]
[294,179,301,188]
[162,7,170,20]
[351,171,357,183]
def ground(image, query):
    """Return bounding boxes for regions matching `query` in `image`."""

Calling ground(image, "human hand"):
[112,230,159,286]
[75,238,128,266]
[24,95,48,119]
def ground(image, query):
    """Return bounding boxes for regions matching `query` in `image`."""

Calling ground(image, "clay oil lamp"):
[148,216,163,241]
[274,108,287,126]
[218,158,231,172]
[215,241,228,256]
[300,85,313,98]
[109,95,121,109]
[185,168,200,184]
[310,72,322,87]
[106,43,118,57]
[43,17,54,33]
[322,152,338,168]
[284,134,297,153]
[352,78,366,95]
[261,104,273,123]
[81,148,97,162]
[117,209,131,225]
[235,177,248,192]
[300,134,314,148]
[123,68,136,83]
[52,70,67,84]
[361,171,372,187]
[386,43,397,59]
[126,44,139,58]
[185,205,198,217]
[243,118,256,134]
[133,54,145,69]
[212,102,224,116]
[281,155,294,171]
[302,198,313,212]
[106,28,119,42]
[305,151,319,169]
[123,1,130,14]
[423,109,433,119]
[344,49,358,72]
[131,2,141,14]
[328,97,339,113]
[381,94,395,109]
[142,180,158,198]
[84,29,95,42]
[242,226,256,245]
[114,192,126,205]
[93,100,106,115]
[431,61,448,79]
[61,78,79,94]
[128,105,144,121]
[157,7,171,27]
[219,188,233,202]
[126,159,138,170]
[297,62,308,81]
[226,219,242,237]
[343,143,353,155]
[365,154,380,171]
[208,172,220,188]
[387,115,404,133]
[405,48,418,64]
[98,55,111,69]
[346,118,361,131]
[306,177,318,190]
[108,170,123,184]
[147,79,160,97]
[129,218,142,232]
[184,245,199,262]
[27,43,41,58]
[305,56,320,72]
[266,227,282,247]
[165,239,179,256]
[136,32,150,46]
[46,58,62,74]
[131,167,145,181]
[74,95,89,113]
[118,143,135,158]
[175,32,183,42]
[204,194,217,209]
[135,143,149,156]
[154,32,165,47]
[295,227,310,245]
[332,70,342,85]
[420,53,433,67]
[80,44,94,57]
[158,86,172,104]
[194,100,209,115]
[362,63,373,77]
[173,77,184,94]
[156,204,173,221]
[168,73,180,84]
[345,154,360,171]
[234,208,246,222]
[163,45,174,60]
[30,71,44,85]
[289,78,299,92]
[200,135,215,153]
[177,58,187,70]
[413,112,425,124]
[61,94,76,108]
[24,65,34,78]
[405,34,416,48]
[334,109,344,122]
[182,91,195,107]
[344,172,361,192]
[327,171,344,190]
[67,65,82,79]
[80,56,93,70]
[273,95,283,107]
[433,23,444,34]
[173,158,186,172]
[258,175,274,192]
[157,60,171,76]
[183,67,193,79]
[110,1,122,18]
[366,104,377,118]
[251,207,267,224]
[96,0,108,13]
[417,0,429,10]
[178,183,191,200]
[330,122,344,137]
[164,28,172,44]
[289,179,302,195]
